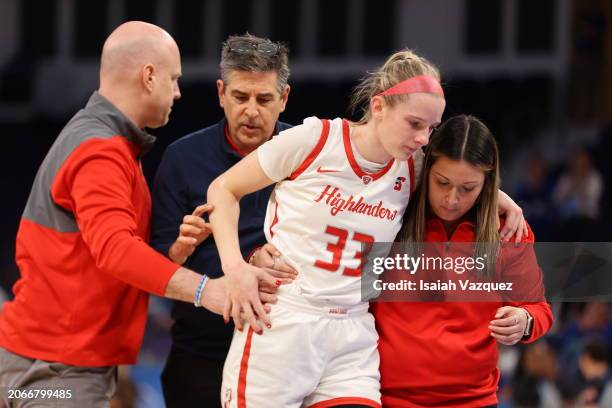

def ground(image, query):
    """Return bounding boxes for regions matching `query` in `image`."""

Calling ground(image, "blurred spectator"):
[553,148,603,241]
[553,303,612,354]
[553,148,603,220]
[595,126,612,240]
[574,339,612,407]
[551,303,612,402]
[515,156,556,240]
[510,340,561,408]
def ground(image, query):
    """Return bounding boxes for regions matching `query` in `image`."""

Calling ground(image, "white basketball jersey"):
[258,117,420,306]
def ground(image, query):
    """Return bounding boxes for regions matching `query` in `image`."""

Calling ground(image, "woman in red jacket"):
[372,115,553,408]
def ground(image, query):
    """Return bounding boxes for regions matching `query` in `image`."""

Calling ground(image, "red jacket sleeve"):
[51,137,179,296]
[500,222,553,343]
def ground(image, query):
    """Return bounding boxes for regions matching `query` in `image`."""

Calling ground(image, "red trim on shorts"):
[269,202,279,238]
[408,155,415,194]
[288,119,331,180]
[237,327,255,408]
[308,397,381,408]
[225,125,247,157]
[342,119,394,182]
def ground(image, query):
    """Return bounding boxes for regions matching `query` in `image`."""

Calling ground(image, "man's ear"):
[142,64,155,93]
[279,85,291,112]
[217,79,226,108]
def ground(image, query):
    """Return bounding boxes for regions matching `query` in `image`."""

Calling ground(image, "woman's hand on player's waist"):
[250,243,298,284]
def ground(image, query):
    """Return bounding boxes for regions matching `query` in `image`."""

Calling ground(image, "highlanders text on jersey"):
[258,117,422,305]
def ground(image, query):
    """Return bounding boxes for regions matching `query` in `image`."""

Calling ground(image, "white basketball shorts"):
[221,292,381,408]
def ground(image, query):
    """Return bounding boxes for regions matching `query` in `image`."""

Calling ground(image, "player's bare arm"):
[207,151,281,333]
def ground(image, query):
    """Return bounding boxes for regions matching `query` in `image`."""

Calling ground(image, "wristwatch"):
[522,309,534,339]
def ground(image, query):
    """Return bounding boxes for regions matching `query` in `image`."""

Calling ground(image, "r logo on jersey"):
[362,175,373,185]
[394,176,406,191]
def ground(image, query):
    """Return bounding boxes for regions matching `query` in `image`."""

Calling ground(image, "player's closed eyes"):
[436,179,475,194]
[409,120,424,130]
[409,120,436,135]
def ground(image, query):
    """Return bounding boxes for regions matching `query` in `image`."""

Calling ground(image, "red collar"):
[426,215,476,242]
[342,119,394,183]
[224,125,247,157]
[425,214,533,243]
[427,209,476,227]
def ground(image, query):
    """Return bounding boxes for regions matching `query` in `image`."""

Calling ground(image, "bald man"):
[0,22,276,407]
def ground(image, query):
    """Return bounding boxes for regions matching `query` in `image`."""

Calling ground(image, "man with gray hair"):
[150,33,295,406]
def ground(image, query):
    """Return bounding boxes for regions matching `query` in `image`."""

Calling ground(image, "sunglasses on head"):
[228,39,280,56]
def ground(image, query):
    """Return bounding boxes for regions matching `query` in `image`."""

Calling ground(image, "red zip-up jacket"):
[372,218,553,408]
[0,92,179,366]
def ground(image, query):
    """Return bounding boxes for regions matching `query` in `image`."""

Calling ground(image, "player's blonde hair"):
[350,49,441,124]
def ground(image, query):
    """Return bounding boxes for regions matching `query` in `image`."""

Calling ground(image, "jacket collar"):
[85,91,157,155]
[426,210,477,242]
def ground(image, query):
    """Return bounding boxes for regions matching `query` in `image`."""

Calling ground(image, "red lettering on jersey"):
[313,184,398,221]
[315,226,375,277]
[343,232,375,276]
[314,226,348,272]
[314,185,338,205]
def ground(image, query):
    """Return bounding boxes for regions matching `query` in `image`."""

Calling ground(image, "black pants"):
[161,345,225,408]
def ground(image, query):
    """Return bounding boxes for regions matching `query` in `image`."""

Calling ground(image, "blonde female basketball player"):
[207,49,526,408]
